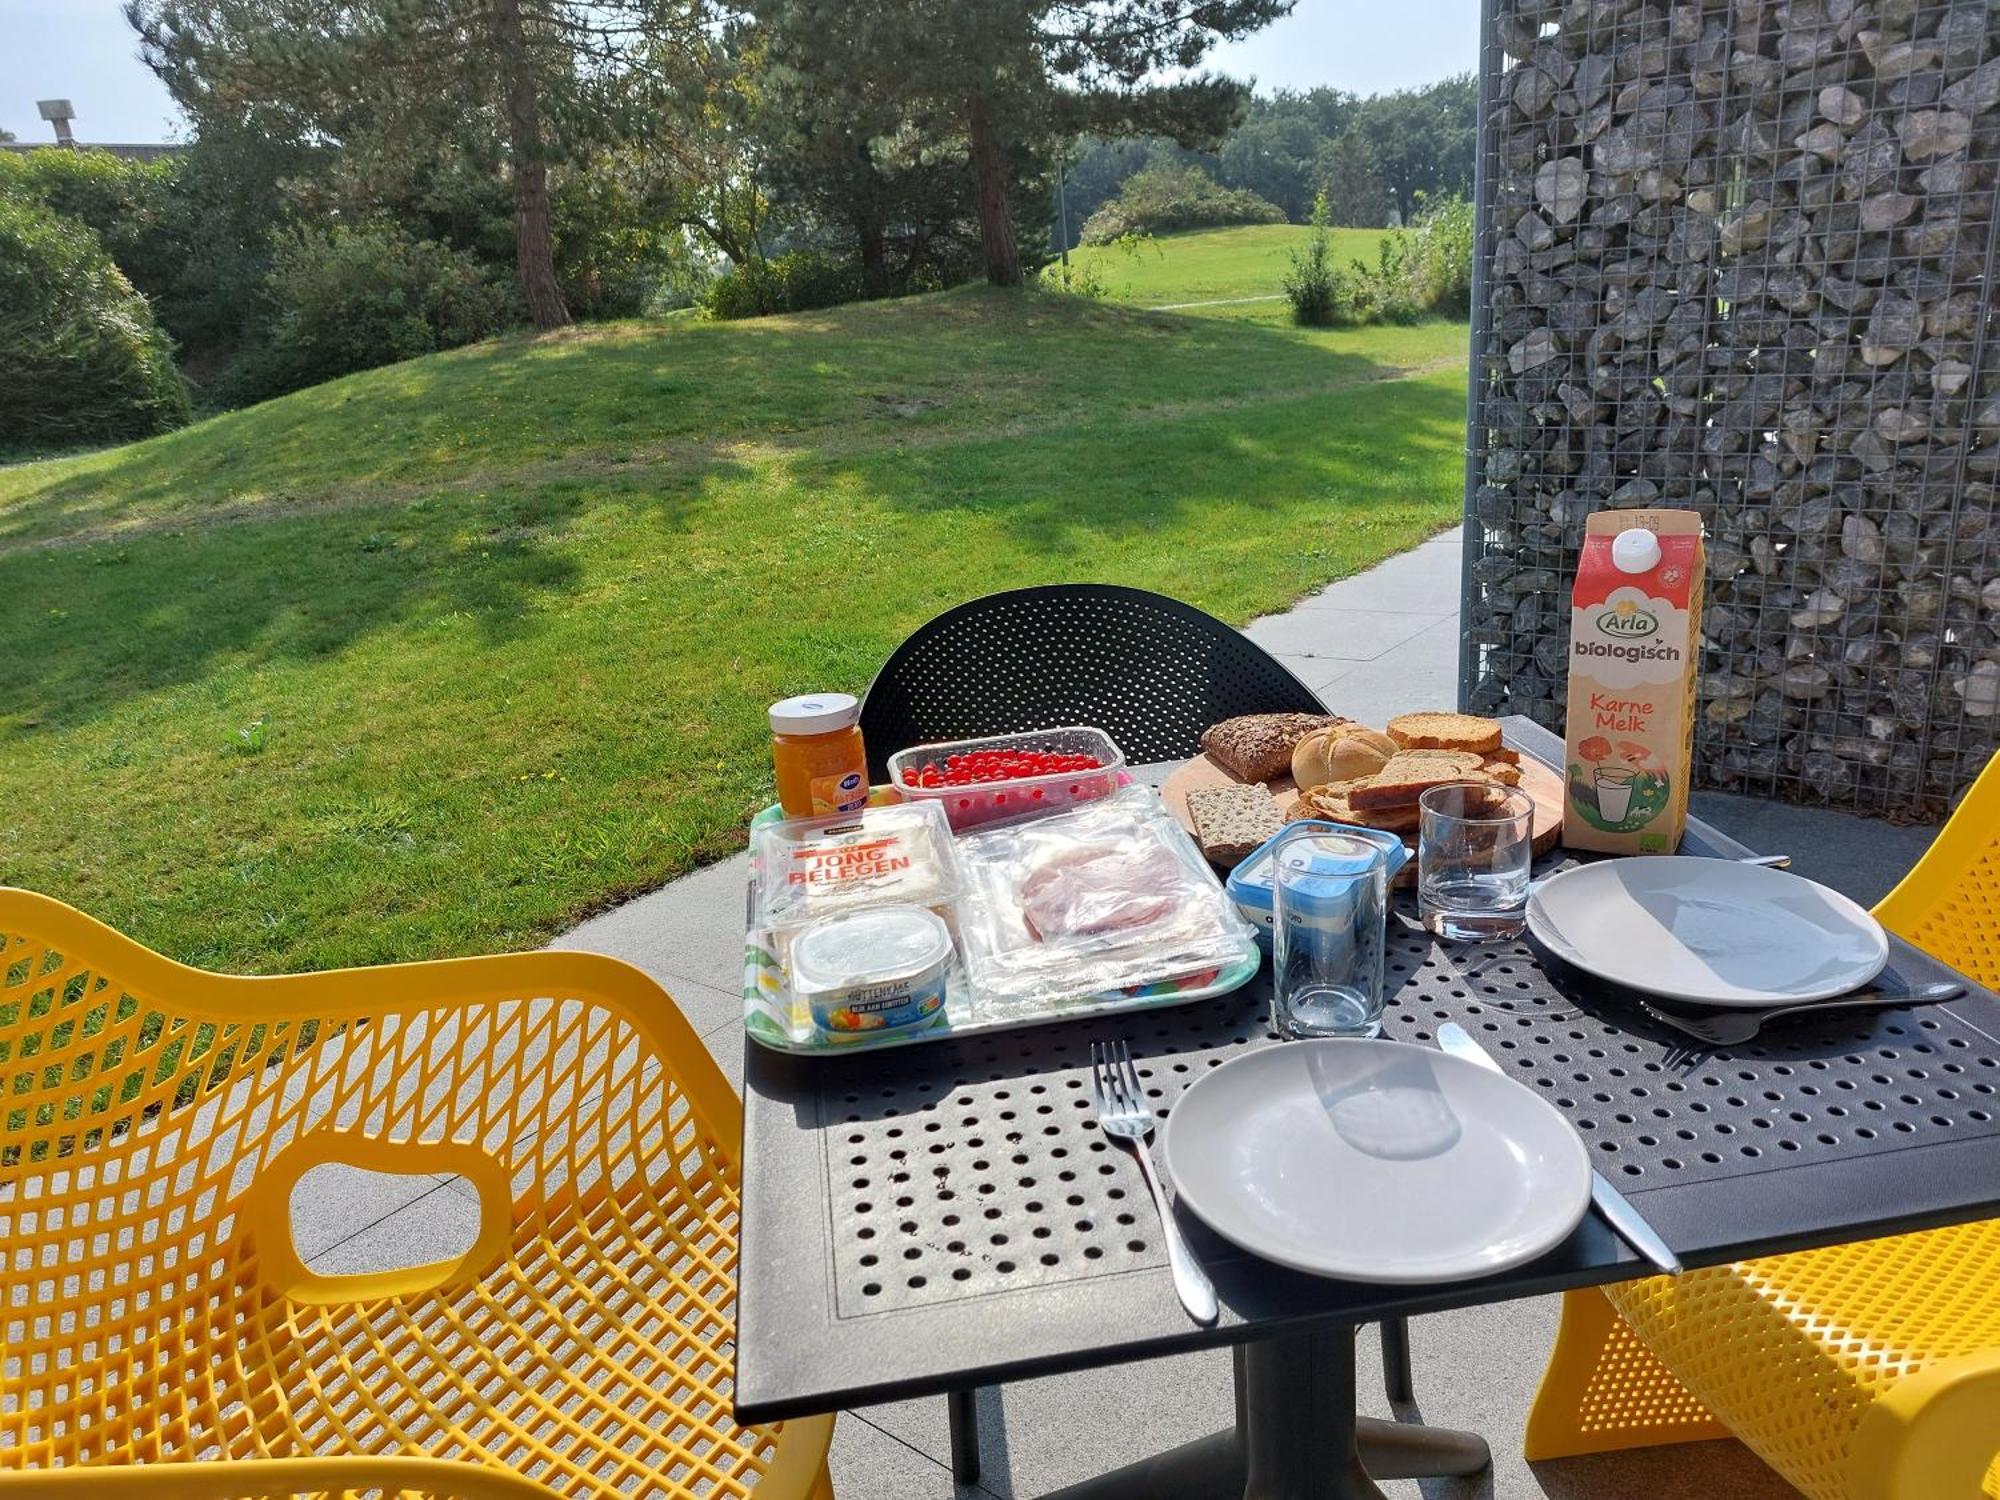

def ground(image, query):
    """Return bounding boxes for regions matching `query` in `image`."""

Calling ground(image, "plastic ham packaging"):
[956,785,1259,1015]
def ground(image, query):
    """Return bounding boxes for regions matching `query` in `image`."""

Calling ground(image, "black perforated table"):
[734,719,2000,1499]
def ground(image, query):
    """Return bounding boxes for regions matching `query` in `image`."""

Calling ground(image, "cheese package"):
[750,799,964,930]
[1562,508,1705,855]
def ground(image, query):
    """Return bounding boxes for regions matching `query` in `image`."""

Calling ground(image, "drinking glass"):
[1271,827,1389,1039]
[1418,783,1535,941]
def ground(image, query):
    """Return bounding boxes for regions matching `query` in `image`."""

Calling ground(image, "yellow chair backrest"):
[1875,751,2000,988]
[0,887,827,1498]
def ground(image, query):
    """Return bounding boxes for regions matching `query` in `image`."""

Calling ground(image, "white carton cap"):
[1612,527,1663,575]
[770,692,860,735]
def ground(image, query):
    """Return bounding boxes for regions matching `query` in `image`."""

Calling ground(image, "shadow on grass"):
[0,473,723,738]
[0,289,1453,552]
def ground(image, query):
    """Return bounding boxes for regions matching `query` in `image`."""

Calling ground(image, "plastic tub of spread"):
[887,726,1124,832]
[790,904,954,1041]
[1227,820,1410,951]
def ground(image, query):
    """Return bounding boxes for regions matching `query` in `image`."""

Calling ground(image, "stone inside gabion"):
[1465,0,1999,816]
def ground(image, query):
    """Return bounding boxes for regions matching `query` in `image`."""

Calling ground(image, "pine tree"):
[750,0,1292,287]
[128,0,704,329]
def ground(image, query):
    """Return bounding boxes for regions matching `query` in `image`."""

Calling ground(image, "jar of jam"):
[770,693,871,818]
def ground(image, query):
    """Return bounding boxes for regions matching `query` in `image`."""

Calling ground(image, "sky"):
[0,0,1478,146]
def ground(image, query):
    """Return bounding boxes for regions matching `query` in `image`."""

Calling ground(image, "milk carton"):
[1563,509,1705,855]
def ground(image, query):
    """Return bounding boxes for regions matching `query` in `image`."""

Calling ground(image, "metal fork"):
[1090,1040,1217,1325]
[1642,982,1963,1066]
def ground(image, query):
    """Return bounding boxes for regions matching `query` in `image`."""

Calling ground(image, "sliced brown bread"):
[1200,712,1342,783]
[1479,758,1524,786]
[1483,744,1521,766]
[1385,712,1504,755]
[1346,752,1494,810]
[1286,778,1425,833]
[1187,785,1283,868]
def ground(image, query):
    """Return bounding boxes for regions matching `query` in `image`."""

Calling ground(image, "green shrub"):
[225,223,518,402]
[0,148,183,302]
[701,249,862,320]
[1286,192,1472,329]
[1078,165,1286,245]
[1283,196,1341,326]
[0,198,190,447]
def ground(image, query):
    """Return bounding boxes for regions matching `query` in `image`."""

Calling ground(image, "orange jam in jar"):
[770,693,871,818]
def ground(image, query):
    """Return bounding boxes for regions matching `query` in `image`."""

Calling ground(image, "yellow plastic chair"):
[0,888,834,1498]
[1525,751,2000,1499]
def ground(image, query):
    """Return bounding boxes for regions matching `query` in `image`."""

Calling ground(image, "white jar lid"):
[770,692,860,736]
[791,905,952,991]
[1611,527,1662,574]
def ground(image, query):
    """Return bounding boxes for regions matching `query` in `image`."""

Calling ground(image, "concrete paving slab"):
[851,1305,1798,1500]
[560,852,752,997]
[1292,541,1464,615]
[1311,618,1466,725]
[828,1410,979,1498]
[1691,790,1938,907]
[289,1159,450,1260]
[306,1179,483,1276]
[1243,607,1443,664]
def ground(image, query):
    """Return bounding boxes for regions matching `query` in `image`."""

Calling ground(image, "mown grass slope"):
[1065,224,1389,318]
[2,287,1468,971]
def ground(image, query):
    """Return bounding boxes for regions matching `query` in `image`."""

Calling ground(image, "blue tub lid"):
[1226,820,1410,916]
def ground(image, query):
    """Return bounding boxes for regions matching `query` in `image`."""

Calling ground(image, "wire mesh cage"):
[1460,0,2000,817]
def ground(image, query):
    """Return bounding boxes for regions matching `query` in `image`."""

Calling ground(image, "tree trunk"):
[493,0,570,330]
[967,93,1020,287]
[857,218,888,295]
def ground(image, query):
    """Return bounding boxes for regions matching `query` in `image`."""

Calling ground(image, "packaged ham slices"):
[956,785,1259,1015]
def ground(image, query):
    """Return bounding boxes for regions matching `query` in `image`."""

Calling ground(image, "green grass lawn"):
[2,288,1468,973]
[1065,224,1391,319]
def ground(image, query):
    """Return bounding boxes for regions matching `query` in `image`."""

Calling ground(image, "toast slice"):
[1386,712,1504,755]
[1286,778,1424,833]
[1479,757,1524,786]
[1346,751,1493,810]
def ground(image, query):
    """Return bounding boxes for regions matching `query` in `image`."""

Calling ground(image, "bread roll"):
[1290,725,1398,789]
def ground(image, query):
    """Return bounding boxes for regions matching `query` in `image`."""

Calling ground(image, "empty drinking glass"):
[1418,783,1535,941]
[1271,827,1389,1039]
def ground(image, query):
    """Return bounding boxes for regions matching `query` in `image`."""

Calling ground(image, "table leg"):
[1038,1324,1489,1500]
[1378,1315,1415,1404]
[947,1387,982,1485]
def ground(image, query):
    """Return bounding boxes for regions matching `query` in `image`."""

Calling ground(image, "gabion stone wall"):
[1461,0,2000,816]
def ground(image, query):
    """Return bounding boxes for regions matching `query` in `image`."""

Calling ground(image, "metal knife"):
[1436,1022,1684,1276]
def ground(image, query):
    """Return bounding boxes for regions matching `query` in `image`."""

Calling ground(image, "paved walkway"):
[293,527,1942,1498]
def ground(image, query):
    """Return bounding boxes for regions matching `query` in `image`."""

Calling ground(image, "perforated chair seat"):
[1526,751,2000,1500]
[0,889,834,1499]
[858,584,1327,780]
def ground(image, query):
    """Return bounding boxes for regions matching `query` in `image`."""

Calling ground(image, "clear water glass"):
[1271,827,1389,1039]
[1418,783,1535,941]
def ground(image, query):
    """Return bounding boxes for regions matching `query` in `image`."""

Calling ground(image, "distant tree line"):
[1057,76,1476,247]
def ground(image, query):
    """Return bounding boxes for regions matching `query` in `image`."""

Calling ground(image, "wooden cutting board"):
[1162,739,1564,879]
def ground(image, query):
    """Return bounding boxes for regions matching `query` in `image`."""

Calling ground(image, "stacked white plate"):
[1526,857,1888,1008]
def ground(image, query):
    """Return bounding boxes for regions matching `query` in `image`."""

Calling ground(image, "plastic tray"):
[886,726,1123,832]
[742,787,1261,1056]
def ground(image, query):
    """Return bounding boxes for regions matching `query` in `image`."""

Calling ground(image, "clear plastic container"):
[749,799,964,931]
[887,726,1125,832]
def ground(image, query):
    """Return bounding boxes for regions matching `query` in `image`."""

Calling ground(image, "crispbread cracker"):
[1187,784,1283,868]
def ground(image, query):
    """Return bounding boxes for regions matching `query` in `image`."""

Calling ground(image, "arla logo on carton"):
[1563,509,1705,856]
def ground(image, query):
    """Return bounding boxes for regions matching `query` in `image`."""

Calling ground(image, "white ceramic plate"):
[1162,1040,1591,1283]
[1528,856,1888,1008]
